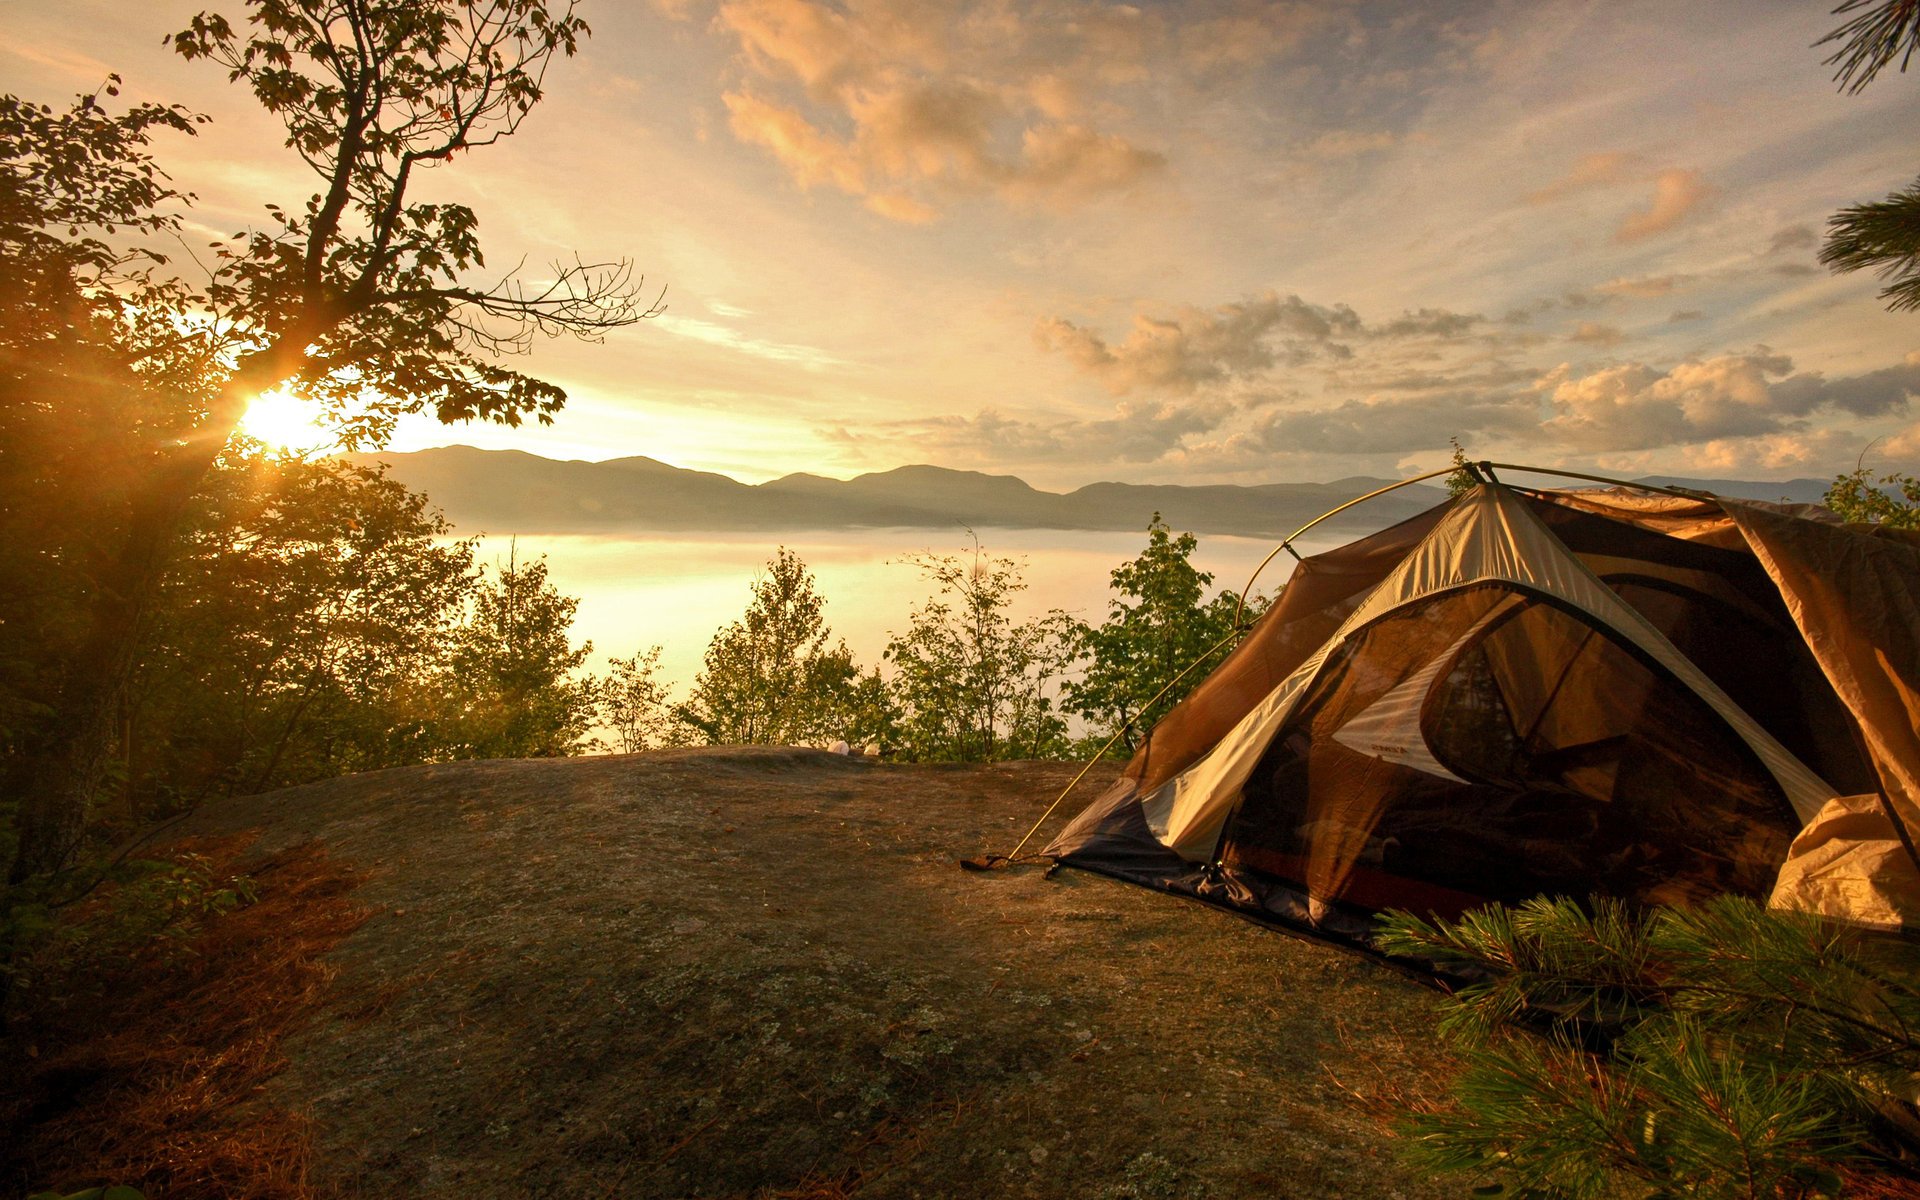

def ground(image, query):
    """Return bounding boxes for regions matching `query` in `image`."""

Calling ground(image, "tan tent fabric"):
[1769,793,1920,929]
[1127,504,1450,796]
[1726,503,1920,904]
[1142,486,1837,860]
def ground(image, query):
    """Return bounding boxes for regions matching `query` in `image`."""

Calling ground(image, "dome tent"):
[1044,476,1920,942]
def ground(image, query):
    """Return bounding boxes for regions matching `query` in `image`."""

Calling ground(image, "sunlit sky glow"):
[12,0,1920,487]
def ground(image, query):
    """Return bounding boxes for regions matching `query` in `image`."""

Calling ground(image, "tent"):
[1044,475,1920,942]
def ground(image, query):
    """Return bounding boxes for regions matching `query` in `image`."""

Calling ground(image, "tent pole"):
[1231,465,1461,631]
[992,628,1242,866]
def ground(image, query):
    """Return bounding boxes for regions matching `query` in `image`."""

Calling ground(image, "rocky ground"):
[164,747,1458,1199]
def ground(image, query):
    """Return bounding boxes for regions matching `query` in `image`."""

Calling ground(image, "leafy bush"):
[1825,467,1920,529]
[3,851,255,1023]
[1376,896,1920,1199]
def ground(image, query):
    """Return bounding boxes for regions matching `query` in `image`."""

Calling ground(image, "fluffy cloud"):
[1037,293,1494,394]
[1035,292,1361,394]
[1538,353,1920,451]
[712,0,1317,219]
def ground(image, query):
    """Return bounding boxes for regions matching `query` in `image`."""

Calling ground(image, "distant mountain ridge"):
[337,446,1835,537]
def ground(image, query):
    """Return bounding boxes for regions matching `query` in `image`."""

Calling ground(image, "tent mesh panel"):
[1220,583,1799,919]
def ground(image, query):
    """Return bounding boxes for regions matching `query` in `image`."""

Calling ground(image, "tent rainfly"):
[1045,479,1920,941]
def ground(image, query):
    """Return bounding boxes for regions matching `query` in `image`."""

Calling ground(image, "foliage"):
[168,0,653,444]
[438,548,598,759]
[26,1188,146,1200]
[600,646,686,754]
[4,850,255,1022]
[1818,1,1920,311]
[885,540,1074,762]
[3,0,654,881]
[841,666,903,753]
[0,86,212,875]
[1375,896,1920,1199]
[132,445,479,804]
[1818,0,1920,94]
[1826,466,1920,529]
[676,549,875,747]
[1062,515,1249,755]
[1821,179,1920,312]
[1446,437,1479,497]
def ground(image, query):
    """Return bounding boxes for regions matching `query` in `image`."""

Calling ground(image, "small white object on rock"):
[829,739,851,755]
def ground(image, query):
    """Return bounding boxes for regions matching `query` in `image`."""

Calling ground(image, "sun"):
[239,390,334,454]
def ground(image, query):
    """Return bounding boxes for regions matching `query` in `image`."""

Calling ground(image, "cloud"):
[1525,157,1714,243]
[654,313,848,369]
[1256,392,1539,455]
[713,0,1181,219]
[1767,224,1818,256]
[1569,321,1626,347]
[1035,292,1361,394]
[1538,352,1920,452]
[1037,293,1494,395]
[1525,152,1637,205]
[1769,353,1920,418]
[866,397,1235,465]
[1668,309,1705,323]
[1596,274,1689,299]
[1007,124,1168,206]
[1615,167,1714,242]
[723,91,863,192]
[1373,307,1483,338]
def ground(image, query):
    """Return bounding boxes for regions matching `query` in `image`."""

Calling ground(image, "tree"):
[675,549,870,746]
[1445,436,1478,497]
[600,646,682,754]
[131,445,477,804]
[2,86,215,881]
[1818,1,1920,310]
[1063,515,1248,755]
[885,540,1074,762]
[1376,896,1920,1199]
[438,548,598,759]
[6,0,657,881]
[1825,464,1920,528]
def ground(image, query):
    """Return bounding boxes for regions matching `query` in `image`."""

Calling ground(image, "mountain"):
[338,446,1453,537]
[1630,475,1832,504]
[336,446,1837,538]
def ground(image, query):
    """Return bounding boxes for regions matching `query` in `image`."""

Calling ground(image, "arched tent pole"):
[1230,465,1462,631]
[1230,463,1722,629]
[1478,462,1714,500]
[968,626,1242,870]
[973,460,1736,872]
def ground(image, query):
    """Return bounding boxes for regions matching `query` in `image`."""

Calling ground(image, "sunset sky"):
[10,0,1920,488]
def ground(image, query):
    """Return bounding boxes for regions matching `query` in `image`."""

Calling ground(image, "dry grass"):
[1,837,369,1199]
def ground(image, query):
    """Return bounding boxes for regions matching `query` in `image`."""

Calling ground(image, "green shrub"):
[1376,896,1920,1199]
